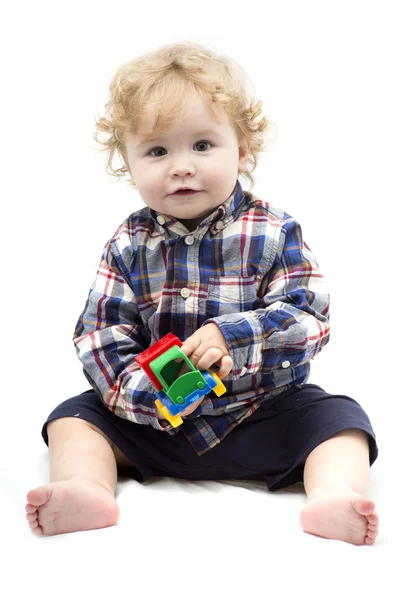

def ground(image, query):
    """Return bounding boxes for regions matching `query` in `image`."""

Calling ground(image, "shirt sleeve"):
[73,242,173,431]
[204,217,330,380]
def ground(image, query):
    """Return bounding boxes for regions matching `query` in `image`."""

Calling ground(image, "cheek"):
[135,165,162,191]
[205,172,225,188]
[204,159,237,188]
[207,150,238,174]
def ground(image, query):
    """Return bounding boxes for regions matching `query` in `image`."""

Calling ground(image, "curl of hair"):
[93,42,277,190]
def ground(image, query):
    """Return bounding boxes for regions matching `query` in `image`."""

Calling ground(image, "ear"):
[238,142,249,172]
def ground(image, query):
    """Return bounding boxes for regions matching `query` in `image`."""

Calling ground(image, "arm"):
[204,218,330,379]
[73,242,172,430]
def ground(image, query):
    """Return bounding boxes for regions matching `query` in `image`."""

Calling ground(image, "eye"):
[194,140,212,151]
[148,147,166,157]
[147,140,212,157]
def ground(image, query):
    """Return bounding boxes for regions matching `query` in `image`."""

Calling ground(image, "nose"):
[169,154,196,178]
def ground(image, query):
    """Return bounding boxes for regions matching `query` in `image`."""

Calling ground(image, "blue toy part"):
[202,370,219,393]
[155,390,181,416]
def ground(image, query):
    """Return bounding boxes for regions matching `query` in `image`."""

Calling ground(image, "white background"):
[1,0,399,597]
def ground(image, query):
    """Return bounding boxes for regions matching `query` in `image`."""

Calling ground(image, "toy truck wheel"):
[209,372,226,396]
[155,399,183,428]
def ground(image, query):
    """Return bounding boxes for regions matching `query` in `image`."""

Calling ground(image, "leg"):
[25,417,132,536]
[300,429,379,545]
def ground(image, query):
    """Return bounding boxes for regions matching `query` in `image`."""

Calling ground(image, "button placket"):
[178,236,199,333]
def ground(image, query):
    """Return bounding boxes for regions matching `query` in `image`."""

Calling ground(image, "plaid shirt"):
[74,181,330,455]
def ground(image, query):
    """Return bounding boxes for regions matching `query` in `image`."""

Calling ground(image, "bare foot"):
[300,487,379,546]
[25,479,120,536]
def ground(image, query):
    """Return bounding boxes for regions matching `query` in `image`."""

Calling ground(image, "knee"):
[47,417,134,468]
[47,417,113,451]
[86,422,134,468]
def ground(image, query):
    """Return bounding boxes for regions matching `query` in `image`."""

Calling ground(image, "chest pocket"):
[206,274,260,317]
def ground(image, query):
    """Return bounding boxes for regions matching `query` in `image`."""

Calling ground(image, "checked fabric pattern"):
[73,181,330,455]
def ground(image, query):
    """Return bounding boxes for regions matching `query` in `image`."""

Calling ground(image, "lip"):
[169,189,201,196]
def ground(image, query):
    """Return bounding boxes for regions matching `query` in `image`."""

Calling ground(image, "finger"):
[196,347,224,371]
[216,355,233,379]
[181,336,201,359]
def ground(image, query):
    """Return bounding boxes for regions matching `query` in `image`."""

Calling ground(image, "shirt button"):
[157,215,166,225]
[215,222,224,230]
[185,235,195,245]
[180,288,191,298]
[282,360,291,369]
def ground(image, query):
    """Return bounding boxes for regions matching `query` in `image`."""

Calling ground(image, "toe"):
[365,536,375,546]
[26,512,37,523]
[28,518,39,529]
[368,512,379,526]
[351,495,375,516]
[27,485,52,507]
[30,524,43,536]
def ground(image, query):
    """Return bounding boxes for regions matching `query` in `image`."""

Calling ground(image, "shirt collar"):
[150,179,245,237]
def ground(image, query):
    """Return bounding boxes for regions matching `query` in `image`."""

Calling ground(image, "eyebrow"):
[136,128,221,148]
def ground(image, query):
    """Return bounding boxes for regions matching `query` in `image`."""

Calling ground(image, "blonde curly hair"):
[94,42,276,191]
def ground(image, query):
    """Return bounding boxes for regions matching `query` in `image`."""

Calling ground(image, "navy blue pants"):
[42,383,378,491]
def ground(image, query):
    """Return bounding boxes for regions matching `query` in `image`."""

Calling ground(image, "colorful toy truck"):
[135,333,226,427]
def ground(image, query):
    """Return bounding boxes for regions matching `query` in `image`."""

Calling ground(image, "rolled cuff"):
[204,312,264,380]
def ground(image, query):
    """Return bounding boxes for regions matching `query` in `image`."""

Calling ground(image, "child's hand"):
[179,395,205,417]
[181,323,233,380]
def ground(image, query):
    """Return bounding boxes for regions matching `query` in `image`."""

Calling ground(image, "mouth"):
[170,189,201,196]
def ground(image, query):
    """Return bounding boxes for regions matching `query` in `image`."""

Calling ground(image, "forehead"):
[134,95,233,143]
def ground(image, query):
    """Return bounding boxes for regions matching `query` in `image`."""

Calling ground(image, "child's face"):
[124,96,249,229]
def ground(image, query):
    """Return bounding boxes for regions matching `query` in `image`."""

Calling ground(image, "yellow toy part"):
[209,372,226,396]
[155,399,183,428]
